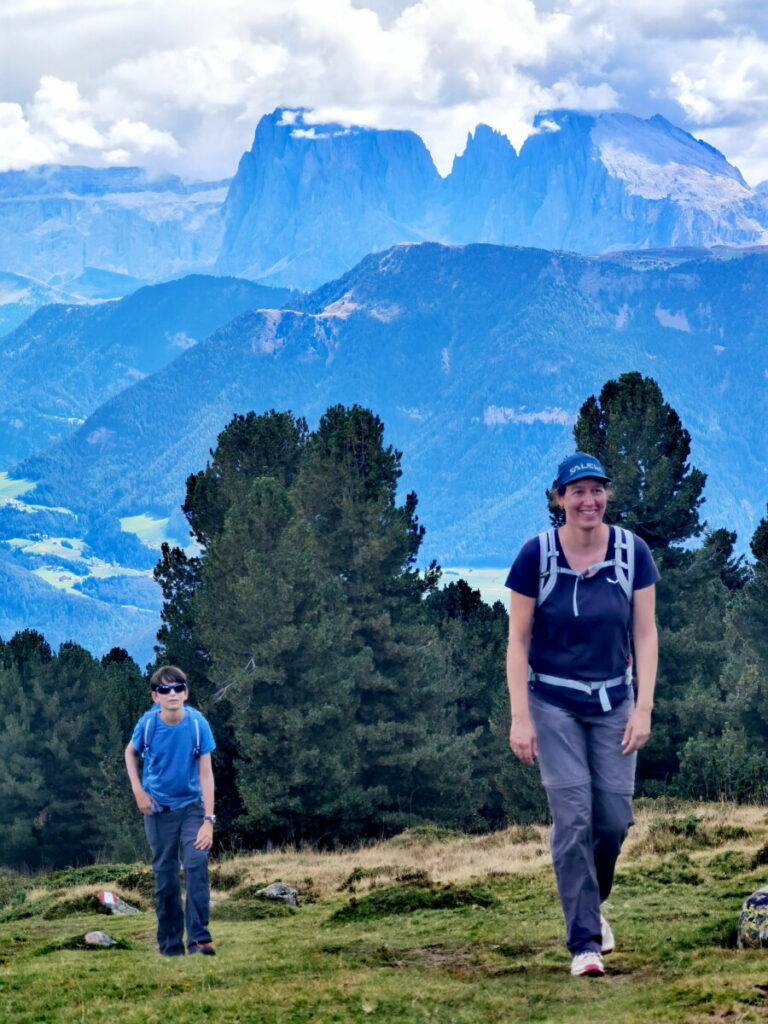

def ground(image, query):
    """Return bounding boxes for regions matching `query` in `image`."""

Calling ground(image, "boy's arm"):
[194,752,215,851]
[124,742,154,814]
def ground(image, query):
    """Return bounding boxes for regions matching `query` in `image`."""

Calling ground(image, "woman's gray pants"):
[529,689,636,954]
[143,800,212,955]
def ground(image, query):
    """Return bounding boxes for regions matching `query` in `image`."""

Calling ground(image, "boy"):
[124,665,217,956]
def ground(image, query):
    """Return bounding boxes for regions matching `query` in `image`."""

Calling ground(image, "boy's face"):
[151,681,189,711]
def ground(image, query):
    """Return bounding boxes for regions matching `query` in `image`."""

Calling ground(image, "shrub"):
[210,899,294,921]
[328,882,497,923]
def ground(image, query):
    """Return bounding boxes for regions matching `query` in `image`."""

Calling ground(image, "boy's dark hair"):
[150,665,188,690]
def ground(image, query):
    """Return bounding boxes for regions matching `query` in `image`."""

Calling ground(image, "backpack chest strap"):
[554,559,617,616]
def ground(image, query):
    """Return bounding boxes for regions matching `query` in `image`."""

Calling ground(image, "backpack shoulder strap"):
[142,708,159,760]
[186,708,202,758]
[537,528,559,606]
[612,526,635,602]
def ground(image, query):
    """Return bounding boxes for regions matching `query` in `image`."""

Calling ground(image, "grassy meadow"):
[3,802,768,1023]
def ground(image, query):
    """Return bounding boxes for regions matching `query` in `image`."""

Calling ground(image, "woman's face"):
[557,477,607,528]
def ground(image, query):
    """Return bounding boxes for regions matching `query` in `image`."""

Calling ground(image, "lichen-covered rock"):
[256,882,299,907]
[737,886,768,948]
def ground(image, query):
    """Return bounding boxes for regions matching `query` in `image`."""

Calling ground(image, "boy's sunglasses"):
[154,683,187,695]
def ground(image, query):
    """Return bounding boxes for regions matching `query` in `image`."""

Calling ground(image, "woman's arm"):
[507,590,538,765]
[622,583,658,755]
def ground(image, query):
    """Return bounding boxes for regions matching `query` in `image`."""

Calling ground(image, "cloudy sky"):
[2,0,768,183]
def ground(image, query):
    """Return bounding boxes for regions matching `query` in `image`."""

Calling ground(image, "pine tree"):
[0,634,107,869]
[169,405,474,843]
[91,648,148,861]
[573,371,706,549]
[569,374,730,794]
[154,411,310,840]
[0,644,46,869]
[194,478,369,843]
[424,580,547,827]
[293,406,472,832]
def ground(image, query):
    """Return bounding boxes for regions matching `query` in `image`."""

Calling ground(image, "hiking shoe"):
[570,951,605,977]
[600,914,615,954]
[189,942,216,956]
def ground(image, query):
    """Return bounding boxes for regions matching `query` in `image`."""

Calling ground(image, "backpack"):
[141,706,202,762]
[531,525,636,712]
[537,524,635,613]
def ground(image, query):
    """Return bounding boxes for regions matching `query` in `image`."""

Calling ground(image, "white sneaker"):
[600,914,615,954]
[570,951,605,976]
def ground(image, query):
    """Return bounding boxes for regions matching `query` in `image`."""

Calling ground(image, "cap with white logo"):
[554,452,610,490]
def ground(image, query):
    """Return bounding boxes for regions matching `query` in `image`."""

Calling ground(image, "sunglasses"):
[154,683,187,695]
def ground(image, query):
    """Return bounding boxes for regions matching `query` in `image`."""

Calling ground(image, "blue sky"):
[2,0,768,183]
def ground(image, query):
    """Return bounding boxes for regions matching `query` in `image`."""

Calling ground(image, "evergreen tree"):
[169,404,474,844]
[91,648,148,861]
[572,371,706,549]
[0,634,106,869]
[0,641,47,868]
[424,581,547,827]
[569,374,729,794]
[154,412,309,841]
[184,410,307,548]
[194,478,369,843]
[293,406,472,833]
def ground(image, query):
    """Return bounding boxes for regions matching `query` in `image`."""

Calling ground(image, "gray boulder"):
[84,931,117,947]
[256,882,299,907]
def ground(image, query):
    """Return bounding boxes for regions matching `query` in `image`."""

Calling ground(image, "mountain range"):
[14,241,768,564]
[3,108,768,292]
[3,106,768,661]
[0,274,294,464]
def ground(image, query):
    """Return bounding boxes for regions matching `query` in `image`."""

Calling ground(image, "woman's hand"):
[510,717,538,765]
[621,707,652,754]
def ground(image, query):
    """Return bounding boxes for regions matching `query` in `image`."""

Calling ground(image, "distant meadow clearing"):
[3,802,768,1024]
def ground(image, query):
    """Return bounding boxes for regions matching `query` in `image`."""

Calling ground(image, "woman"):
[506,452,659,977]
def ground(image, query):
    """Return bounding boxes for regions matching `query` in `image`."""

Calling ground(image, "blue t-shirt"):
[506,528,660,714]
[131,707,216,810]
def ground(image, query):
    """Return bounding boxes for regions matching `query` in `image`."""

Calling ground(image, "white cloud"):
[31,75,104,148]
[106,119,180,158]
[0,74,181,171]
[484,406,574,426]
[0,102,63,170]
[0,0,767,180]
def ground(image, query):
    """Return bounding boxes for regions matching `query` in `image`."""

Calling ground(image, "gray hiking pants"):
[529,689,636,954]
[143,800,212,955]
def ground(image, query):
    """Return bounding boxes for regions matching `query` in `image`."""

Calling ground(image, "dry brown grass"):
[211,803,768,902]
[213,824,549,900]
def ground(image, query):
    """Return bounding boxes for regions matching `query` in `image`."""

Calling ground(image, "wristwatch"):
[203,814,216,825]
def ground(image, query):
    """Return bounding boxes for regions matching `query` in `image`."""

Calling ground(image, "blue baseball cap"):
[555,452,610,490]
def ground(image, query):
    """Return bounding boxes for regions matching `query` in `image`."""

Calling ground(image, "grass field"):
[2,803,768,1023]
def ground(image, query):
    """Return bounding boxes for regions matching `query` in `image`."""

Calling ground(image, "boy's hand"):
[133,787,155,814]
[194,821,214,851]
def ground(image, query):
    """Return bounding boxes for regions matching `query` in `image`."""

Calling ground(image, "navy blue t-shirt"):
[131,707,216,810]
[506,528,660,714]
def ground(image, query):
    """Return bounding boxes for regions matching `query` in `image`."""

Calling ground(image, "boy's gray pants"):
[529,689,637,954]
[143,800,212,955]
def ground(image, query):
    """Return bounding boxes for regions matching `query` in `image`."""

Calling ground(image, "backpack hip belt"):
[529,668,632,713]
